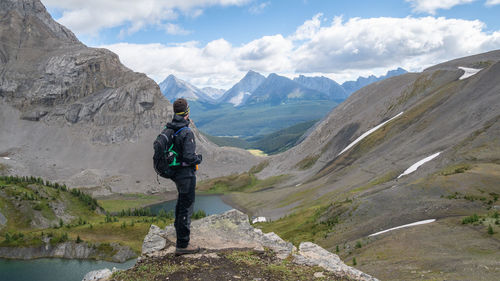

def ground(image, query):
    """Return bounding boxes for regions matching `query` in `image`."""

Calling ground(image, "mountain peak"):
[159,74,215,103]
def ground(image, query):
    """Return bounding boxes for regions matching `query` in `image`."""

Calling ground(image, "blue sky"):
[41,0,500,88]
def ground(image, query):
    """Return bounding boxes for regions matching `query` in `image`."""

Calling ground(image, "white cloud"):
[406,0,477,14]
[292,16,500,73]
[41,0,251,35]
[290,13,323,41]
[162,23,192,35]
[101,15,500,88]
[485,0,500,5]
[249,1,270,15]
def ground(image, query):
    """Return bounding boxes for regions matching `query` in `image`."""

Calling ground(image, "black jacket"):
[166,115,202,179]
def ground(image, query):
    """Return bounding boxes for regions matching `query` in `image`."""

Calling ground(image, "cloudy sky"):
[42,0,500,89]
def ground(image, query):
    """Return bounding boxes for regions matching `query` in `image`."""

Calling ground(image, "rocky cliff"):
[84,209,377,281]
[0,0,258,194]
[0,241,135,263]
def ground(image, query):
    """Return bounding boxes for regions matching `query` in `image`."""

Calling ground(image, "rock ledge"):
[85,209,378,281]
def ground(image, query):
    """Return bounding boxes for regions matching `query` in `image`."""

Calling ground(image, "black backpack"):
[153,127,189,179]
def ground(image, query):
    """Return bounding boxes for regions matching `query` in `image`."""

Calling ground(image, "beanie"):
[173,98,190,116]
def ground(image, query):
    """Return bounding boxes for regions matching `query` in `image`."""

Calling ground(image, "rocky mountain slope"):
[294,75,348,100]
[0,0,258,195]
[230,50,500,280]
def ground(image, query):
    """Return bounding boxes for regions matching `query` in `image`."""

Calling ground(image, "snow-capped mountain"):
[219,70,266,106]
[159,75,215,103]
[248,73,328,105]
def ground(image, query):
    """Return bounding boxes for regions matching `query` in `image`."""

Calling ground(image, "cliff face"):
[0,0,258,194]
[0,241,135,263]
[0,0,168,143]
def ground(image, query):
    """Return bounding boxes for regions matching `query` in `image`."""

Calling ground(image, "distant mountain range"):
[159,68,408,107]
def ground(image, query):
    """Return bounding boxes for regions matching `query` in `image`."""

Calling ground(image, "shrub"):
[488,225,494,235]
[191,210,207,220]
[355,241,362,249]
[352,257,357,266]
[462,214,479,224]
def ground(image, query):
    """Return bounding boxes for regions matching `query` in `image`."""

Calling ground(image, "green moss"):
[225,250,264,266]
[294,154,320,170]
[440,163,472,176]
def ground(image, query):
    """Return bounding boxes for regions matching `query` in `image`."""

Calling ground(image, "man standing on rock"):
[166,98,202,255]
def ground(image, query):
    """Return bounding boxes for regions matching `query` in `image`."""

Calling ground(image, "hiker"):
[166,98,203,255]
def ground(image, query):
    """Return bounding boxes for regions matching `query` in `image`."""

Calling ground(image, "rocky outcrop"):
[140,209,377,280]
[82,269,113,281]
[0,241,135,263]
[294,242,377,281]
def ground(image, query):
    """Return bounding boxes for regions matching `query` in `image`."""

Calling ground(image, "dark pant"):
[173,176,196,248]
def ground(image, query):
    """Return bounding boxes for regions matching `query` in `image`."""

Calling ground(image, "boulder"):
[294,242,379,281]
[82,268,112,281]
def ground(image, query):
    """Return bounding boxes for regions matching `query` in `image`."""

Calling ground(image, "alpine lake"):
[0,195,234,281]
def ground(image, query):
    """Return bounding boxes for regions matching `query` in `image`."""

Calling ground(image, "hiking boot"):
[175,244,200,256]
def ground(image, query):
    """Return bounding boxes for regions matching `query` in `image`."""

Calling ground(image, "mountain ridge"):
[161,68,407,108]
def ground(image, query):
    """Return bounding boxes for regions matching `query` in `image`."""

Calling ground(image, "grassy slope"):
[197,160,290,194]
[0,178,172,256]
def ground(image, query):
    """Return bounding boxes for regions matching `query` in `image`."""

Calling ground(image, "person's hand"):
[198,154,202,162]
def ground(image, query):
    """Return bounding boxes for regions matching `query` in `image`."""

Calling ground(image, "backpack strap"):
[168,127,190,167]
[173,127,190,137]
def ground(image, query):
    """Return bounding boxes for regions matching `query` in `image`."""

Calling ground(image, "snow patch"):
[397,152,441,179]
[338,112,404,156]
[229,91,251,106]
[458,67,482,80]
[2,157,10,160]
[369,219,436,237]
[252,217,267,224]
